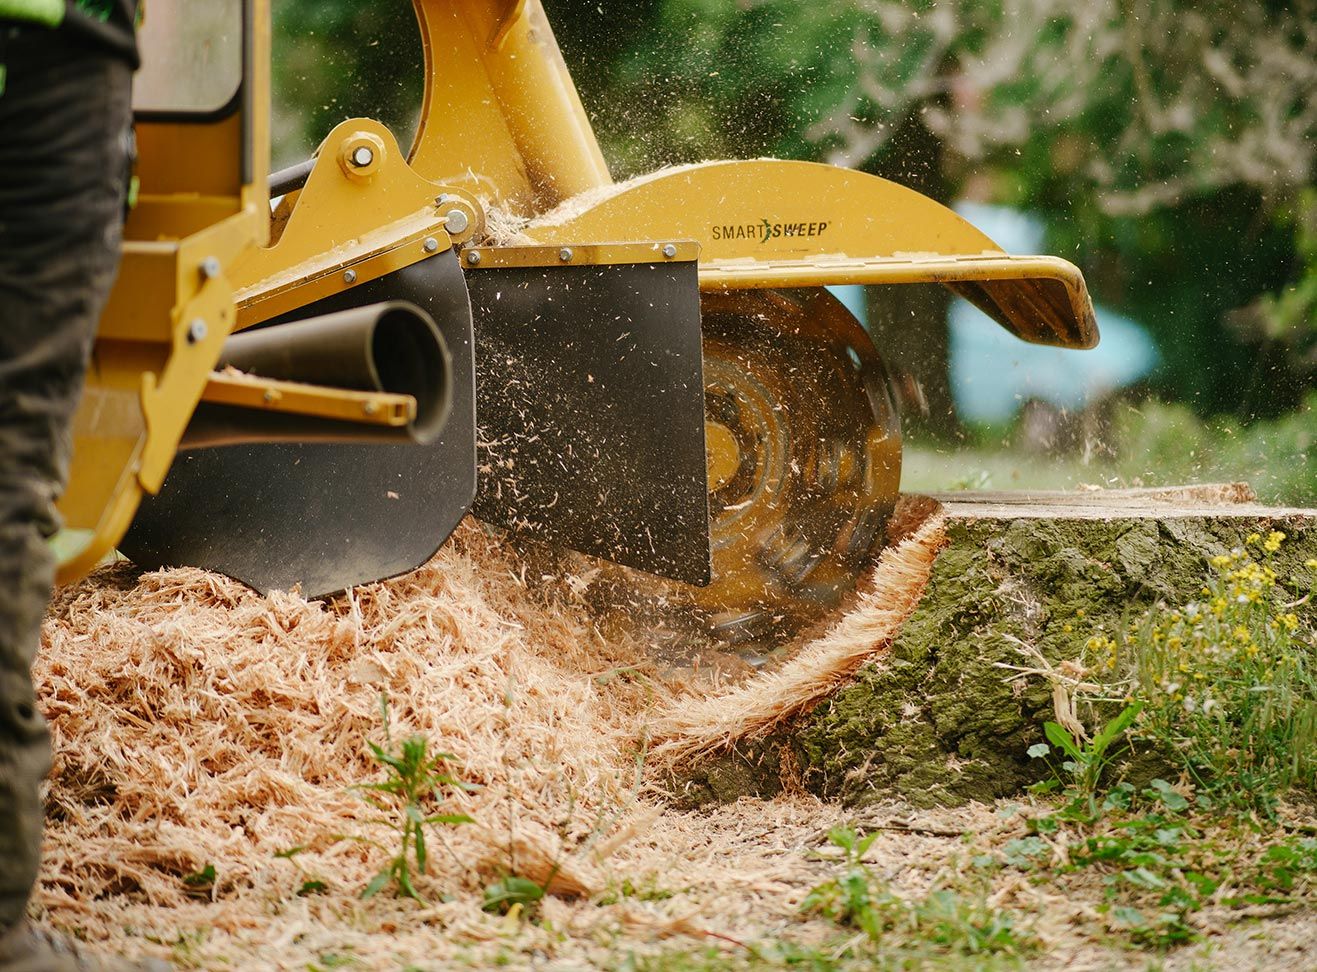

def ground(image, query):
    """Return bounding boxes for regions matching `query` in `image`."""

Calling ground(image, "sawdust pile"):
[33,507,946,968]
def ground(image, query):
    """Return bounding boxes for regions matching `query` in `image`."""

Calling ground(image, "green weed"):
[801,827,1037,963]
[598,874,677,905]
[1027,701,1143,817]
[1020,780,1317,949]
[345,694,475,902]
[273,845,328,896]
[481,875,546,916]
[1114,533,1317,813]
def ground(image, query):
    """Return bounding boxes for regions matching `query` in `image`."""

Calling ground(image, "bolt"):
[363,400,378,416]
[423,236,440,253]
[662,243,677,259]
[200,255,222,279]
[343,269,357,284]
[350,145,374,168]
[466,250,482,266]
[262,389,277,404]
[443,209,469,234]
[559,247,573,263]
[435,193,451,205]
[186,318,208,344]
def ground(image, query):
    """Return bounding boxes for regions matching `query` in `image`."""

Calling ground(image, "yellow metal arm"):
[201,373,416,428]
[408,0,612,211]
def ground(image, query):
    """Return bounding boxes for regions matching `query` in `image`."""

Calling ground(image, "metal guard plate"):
[120,250,478,597]
[467,257,710,585]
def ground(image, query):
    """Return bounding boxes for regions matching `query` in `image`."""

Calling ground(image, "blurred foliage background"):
[271,0,1314,502]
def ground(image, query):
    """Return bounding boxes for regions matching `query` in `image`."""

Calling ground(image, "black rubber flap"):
[120,250,477,597]
[468,258,710,585]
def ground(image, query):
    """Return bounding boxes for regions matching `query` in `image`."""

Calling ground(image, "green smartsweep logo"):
[710,219,831,244]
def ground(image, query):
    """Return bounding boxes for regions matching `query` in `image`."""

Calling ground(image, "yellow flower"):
[1280,613,1299,632]
[1247,532,1261,546]
[1234,625,1251,643]
[1211,554,1232,569]
[1263,531,1285,553]
[1305,559,1317,569]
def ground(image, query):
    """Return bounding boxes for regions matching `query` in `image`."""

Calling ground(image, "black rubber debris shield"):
[120,250,477,597]
[467,256,710,585]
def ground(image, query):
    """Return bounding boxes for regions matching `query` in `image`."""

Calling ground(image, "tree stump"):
[673,485,1317,808]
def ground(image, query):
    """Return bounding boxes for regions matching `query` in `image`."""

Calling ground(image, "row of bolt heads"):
[466,242,681,266]
[186,221,683,344]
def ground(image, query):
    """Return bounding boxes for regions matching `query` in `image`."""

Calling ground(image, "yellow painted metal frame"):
[460,240,700,270]
[409,0,610,211]
[230,118,479,329]
[202,373,415,428]
[521,160,1098,349]
[56,1,273,584]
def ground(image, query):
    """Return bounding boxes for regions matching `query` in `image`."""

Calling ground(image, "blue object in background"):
[949,202,1159,423]
[828,283,868,326]
[828,204,1159,425]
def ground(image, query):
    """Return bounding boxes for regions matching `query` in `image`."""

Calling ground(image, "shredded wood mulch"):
[32,502,1313,970]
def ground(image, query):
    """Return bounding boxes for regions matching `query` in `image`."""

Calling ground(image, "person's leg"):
[0,22,132,937]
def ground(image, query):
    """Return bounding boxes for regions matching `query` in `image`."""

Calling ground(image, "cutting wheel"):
[694,287,902,646]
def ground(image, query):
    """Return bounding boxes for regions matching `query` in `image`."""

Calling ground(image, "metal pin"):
[662,243,677,258]
[423,236,440,253]
[186,319,208,344]
[343,269,357,284]
[200,255,222,279]
[467,250,482,266]
[443,209,469,234]
[350,145,374,167]
[363,400,378,416]
[559,247,574,262]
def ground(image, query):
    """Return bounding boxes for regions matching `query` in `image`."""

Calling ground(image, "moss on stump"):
[673,486,1317,809]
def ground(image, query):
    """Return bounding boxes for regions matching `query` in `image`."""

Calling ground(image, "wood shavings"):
[33,502,951,968]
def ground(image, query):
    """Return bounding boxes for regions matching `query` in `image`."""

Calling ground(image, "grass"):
[903,394,1317,506]
[1102,532,1317,814]
[339,695,475,902]
[996,540,1317,947]
[800,827,1037,964]
[606,827,1038,972]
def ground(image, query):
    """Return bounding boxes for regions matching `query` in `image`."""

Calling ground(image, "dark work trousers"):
[0,26,132,931]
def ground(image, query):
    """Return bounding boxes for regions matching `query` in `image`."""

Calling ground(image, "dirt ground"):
[32,512,1316,971]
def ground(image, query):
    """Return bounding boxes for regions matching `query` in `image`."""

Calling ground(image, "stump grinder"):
[59,0,1098,643]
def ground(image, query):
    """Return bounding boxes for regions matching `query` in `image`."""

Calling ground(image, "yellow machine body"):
[61,0,1101,639]
[56,1,449,585]
[54,2,271,583]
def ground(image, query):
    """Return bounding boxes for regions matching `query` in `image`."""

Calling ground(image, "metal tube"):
[182,300,452,447]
